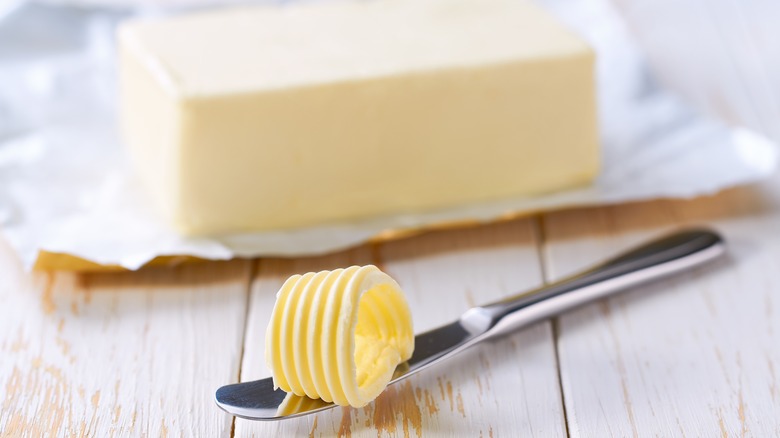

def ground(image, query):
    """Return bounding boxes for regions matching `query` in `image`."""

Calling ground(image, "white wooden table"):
[2,174,779,436]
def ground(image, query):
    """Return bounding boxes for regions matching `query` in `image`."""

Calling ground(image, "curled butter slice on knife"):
[265,265,414,407]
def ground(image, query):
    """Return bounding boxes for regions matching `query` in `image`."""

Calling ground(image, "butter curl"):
[265,265,414,407]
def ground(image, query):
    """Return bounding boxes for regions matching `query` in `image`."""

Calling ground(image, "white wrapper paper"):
[0,0,777,270]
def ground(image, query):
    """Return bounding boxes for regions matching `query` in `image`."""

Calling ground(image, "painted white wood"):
[542,180,780,436]
[236,219,567,437]
[4,181,780,436]
[0,244,251,438]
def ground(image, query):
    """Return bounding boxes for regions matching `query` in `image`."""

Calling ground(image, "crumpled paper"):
[0,0,777,270]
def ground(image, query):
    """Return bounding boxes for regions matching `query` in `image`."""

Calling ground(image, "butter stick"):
[119,0,599,235]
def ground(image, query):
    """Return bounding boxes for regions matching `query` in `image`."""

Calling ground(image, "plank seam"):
[231,258,260,438]
[533,216,549,283]
[552,317,571,438]
[534,215,572,438]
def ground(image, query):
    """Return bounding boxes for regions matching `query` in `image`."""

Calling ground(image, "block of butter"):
[119,0,598,236]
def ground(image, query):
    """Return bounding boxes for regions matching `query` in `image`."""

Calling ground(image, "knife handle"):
[460,229,725,337]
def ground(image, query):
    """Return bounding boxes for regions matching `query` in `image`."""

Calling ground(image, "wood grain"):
[0,239,252,437]
[235,219,567,437]
[542,181,780,436]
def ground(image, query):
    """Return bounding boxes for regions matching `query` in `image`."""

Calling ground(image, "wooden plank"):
[541,182,780,436]
[235,219,567,437]
[0,238,252,438]
[374,219,566,438]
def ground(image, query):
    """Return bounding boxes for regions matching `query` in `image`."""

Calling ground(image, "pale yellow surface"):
[265,265,414,408]
[119,0,599,235]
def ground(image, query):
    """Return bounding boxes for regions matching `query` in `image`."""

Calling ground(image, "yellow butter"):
[265,265,414,407]
[118,0,599,236]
